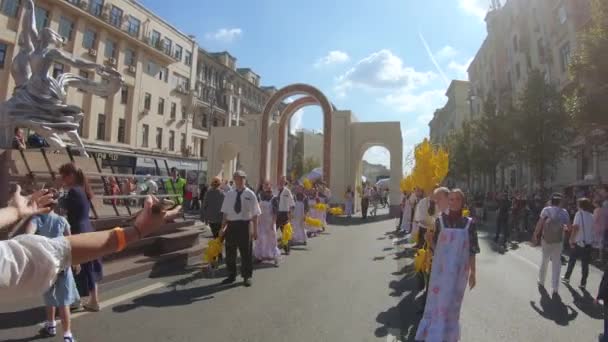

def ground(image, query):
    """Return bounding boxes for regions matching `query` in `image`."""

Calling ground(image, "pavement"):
[0,210,605,342]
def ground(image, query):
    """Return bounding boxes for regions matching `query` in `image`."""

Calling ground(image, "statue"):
[0,0,124,157]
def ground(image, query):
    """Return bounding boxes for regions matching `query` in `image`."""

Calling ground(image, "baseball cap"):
[233,170,247,178]
[551,192,563,200]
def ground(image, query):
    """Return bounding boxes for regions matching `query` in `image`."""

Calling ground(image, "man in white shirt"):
[361,185,372,219]
[563,198,595,288]
[274,176,295,254]
[220,170,261,287]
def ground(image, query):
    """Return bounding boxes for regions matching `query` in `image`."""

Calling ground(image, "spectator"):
[12,127,26,150]
[563,198,596,289]
[144,175,158,195]
[201,177,224,240]
[164,167,185,205]
[27,131,49,148]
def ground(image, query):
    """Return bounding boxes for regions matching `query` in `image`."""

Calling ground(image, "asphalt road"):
[1,214,605,341]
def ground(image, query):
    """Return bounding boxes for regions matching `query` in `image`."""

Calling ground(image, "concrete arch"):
[259,84,333,185]
[277,96,320,177]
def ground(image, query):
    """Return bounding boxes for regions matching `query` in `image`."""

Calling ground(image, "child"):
[30,196,79,342]
[292,189,309,245]
[254,180,281,266]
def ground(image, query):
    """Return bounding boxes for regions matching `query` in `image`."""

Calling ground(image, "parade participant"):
[201,177,224,240]
[220,170,261,287]
[1,188,181,301]
[416,189,479,342]
[274,176,295,255]
[361,184,372,219]
[307,191,324,237]
[292,188,309,245]
[164,167,186,205]
[563,198,595,289]
[412,188,429,248]
[532,193,570,296]
[59,163,101,312]
[399,190,413,233]
[28,194,80,341]
[254,180,281,266]
[345,186,354,218]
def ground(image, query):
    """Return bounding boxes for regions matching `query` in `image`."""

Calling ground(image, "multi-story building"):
[429,80,471,147]
[465,0,599,192]
[0,0,277,178]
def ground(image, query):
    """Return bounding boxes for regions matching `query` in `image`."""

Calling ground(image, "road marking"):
[72,282,166,319]
[508,250,540,270]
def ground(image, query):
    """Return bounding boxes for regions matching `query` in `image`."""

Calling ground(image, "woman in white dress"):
[292,189,309,245]
[400,191,414,233]
[254,180,281,266]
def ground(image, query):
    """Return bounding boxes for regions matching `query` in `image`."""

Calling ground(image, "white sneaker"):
[274,258,280,267]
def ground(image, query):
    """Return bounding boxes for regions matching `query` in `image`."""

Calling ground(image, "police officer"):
[274,175,295,254]
[220,170,261,287]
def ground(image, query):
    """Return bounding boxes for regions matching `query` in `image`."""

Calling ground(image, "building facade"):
[0,0,277,178]
[464,0,600,192]
[429,80,471,147]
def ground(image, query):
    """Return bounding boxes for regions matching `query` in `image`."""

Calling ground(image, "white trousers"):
[538,241,563,292]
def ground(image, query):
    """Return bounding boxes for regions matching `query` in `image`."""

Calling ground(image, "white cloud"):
[436,46,458,61]
[458,0,489,19]
[290,109,304,134]
[381,88,446,115]
[447,57,474,80]
[335,49,436,96]
[314,50,350,68]
[205,28,242,42]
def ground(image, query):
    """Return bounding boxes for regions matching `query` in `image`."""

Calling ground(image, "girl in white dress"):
[292,189,309,245]
[254,181,281,266]
[307,191,324,237]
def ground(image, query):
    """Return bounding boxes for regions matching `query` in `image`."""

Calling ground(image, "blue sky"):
[141,0,491,170]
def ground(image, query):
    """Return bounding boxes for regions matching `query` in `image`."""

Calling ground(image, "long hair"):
[59,162,93,200]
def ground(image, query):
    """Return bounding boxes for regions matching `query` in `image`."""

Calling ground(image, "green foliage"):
[302,156,321,175]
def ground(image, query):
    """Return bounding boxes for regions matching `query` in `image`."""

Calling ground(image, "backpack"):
[542,214,564,244]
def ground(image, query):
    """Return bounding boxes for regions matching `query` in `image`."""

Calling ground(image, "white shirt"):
[145,179,158,194]
[276,187,295,212]
[414,197,430,226]
[540,206,570,225]
[221,187,261,221]
[0,235,71,302]
[364,187,373,198]
[573,210,594,246]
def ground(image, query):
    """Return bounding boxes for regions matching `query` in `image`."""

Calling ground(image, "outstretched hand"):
[133,196,182,238]
[11,185,55,218]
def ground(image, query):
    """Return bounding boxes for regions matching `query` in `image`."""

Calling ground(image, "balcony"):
[62,0,179,64]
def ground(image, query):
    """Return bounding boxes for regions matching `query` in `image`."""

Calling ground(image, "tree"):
[565,0,608,136]
[515,70,572,191]
[302,156,321,175]
[446,121,474,189]
[470,96,515,191]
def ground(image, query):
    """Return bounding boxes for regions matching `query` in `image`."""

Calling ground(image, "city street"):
[0,216,604,342]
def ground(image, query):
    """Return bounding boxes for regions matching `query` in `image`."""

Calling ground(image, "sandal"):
[83,303,100,312]
[64,336,76,342]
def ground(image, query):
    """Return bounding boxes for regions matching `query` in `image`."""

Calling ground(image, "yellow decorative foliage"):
[305,216,323,227]
[400,175,414,192]
[313,203,327,211]
[328,207,343,216]
[204,238,223,263]
[462,208,470,218]
[303,178,313,190]
[432,147,449,186]
[409,138,450,194]
[281,222,293,246]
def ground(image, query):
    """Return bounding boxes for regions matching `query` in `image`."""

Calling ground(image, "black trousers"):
[415,226,427,249]
[277,212,290,253]
[495,218,509,244]
[209,222,222,239]
[564,244,592,286]
[225,220,252,279]
[361,198,369,218]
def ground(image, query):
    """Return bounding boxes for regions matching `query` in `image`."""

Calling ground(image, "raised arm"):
[23,0,39,46]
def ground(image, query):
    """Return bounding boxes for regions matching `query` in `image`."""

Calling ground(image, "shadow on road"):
[530,285,578,326]
[564,284,604,320]
[0,307,45,330]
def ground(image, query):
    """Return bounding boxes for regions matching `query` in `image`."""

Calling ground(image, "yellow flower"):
[303,178,313,190]
[305,216,323,227]
[328,207,343,216]
[204,238,223,263]
[281,223,293,246]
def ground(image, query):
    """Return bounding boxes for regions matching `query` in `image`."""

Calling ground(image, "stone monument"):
[0,0,123,157]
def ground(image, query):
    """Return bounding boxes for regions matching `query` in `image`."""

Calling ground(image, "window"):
[513,35,518,52]
[170,102,177,119]
[124,48,136,66]
[58,16,74,42]
[77,70,89,91]
[52,63,64,78]
[89,0,104,17]
[558,5,567,24]
[156,128,162,149]
[109,6,123,28]
[537,38,545,61]
[150,30,161,47]
[34,6,49,31]
[180,133,186,152]
[120,86,129,104]
[144,92,151,110]
[159,67,168,82]
[96,114,106,140]
[105,40,116,59]
[200,139,205,157]
[163,38,172,55]
[82,29,97,49]
[174,44,183,61]
[126,16,140,37]
[515,63,521,80]
[158,98,165,115]
[560,42,571,72]
[173,74,190,89]
[202,113,208,128]
[169,131,175,151]
[213,118,218,127]
[1,0,20,17]
[181,106,187,120]
[0,43,7,69]
[117,118,126,143]
[185,51,192,66]
[142,124,149,147]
